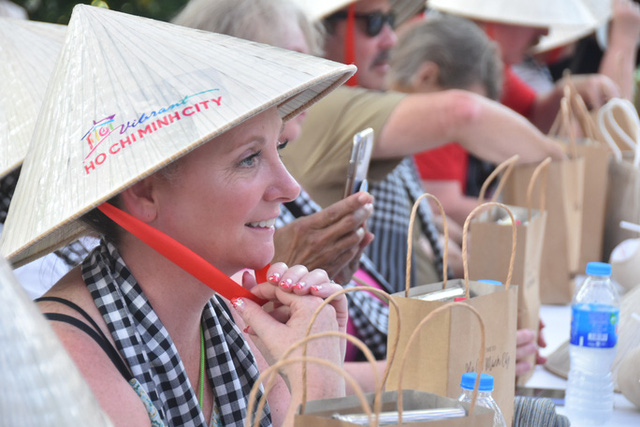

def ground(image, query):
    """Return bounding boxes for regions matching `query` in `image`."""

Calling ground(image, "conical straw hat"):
[533,0,612,53]
[428,0,597,29]
[0,254,111,425]
[0,18,66,179]
[0,1,27,19]
[292,0,424,24]
[0,4,355,266]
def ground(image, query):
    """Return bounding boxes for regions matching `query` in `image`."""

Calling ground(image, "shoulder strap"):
[36,296,133,381]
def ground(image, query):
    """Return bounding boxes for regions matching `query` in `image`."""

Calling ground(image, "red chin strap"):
[545,47,564,65]
[97,202,268,305]
[345,4,358,87]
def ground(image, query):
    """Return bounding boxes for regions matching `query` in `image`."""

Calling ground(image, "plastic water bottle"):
[457,372,507,427]
[565,262,620,426]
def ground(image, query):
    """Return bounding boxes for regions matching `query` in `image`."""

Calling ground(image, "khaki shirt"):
[282,86,406,208]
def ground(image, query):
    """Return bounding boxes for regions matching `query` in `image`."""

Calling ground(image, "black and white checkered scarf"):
[0,168,19,224]
[366,157,449,292]
[82,241,271,426]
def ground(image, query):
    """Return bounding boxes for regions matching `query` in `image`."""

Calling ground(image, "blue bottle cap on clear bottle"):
[585,262,611,277]
[460,372,494,391]
[478,279,502,286]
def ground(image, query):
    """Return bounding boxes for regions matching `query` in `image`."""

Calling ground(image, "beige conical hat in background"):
[533,0,612,53]
[0,0,27,19]
[292,0,424,25]
[0,18,66,179]
[0,254,111,425]
[0,4,355,266]
[428,0,597,29]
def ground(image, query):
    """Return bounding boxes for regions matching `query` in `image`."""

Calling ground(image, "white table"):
[526,304,640,426]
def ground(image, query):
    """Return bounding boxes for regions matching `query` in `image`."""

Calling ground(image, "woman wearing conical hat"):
[0,4,355,426]
[428,0,621,132]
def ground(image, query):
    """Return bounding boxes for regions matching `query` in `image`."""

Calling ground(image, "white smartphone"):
[343,127,374,198]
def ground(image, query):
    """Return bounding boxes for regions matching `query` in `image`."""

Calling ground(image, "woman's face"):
[152,107,300,275]
[484,22,548,65]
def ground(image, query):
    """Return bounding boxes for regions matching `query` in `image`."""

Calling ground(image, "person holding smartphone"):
[283,0,564,392]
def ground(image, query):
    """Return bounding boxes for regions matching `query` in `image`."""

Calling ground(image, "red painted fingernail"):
[293,281,306,290]
[268,273,281,283]
[243,326,251,333]
[279,278,293,289]
[310,285,322,292]
[230,298,245,311]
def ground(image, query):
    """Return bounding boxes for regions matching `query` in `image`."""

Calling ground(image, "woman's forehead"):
[202,108,283,152]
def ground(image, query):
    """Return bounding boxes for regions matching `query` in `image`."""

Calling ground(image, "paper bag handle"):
[396,302,486,422]
[281,330,382,418]
[548,85,579,159]
[462,202,516,298]
[569,89,602,143]
[597,98,640,166]
[477,154,519,204]
[526,157,552,221]
[246,351,374,427]
[405,193,449,293]
[301,286,400,401]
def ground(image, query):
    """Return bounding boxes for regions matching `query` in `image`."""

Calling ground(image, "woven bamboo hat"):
[0,4,355,266]
[0,18,66,179]
[0,254,110,425]
[0,1,27,19]
[533,0,612,53]
[428,0,597,29]
[292,0,425,25]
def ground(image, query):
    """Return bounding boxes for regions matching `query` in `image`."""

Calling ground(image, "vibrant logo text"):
[82,89,222,175]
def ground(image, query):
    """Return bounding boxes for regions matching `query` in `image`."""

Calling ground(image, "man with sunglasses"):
[323,7,397,89]
[284,0,568,411]
[284,0,564,209]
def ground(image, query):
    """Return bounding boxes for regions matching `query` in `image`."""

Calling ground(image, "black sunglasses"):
[327,10,395,37]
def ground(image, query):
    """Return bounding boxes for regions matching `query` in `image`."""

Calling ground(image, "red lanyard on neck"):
[345,4,358,87]
[97,202,268,305]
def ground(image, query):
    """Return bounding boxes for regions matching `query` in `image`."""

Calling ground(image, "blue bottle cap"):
[585,262,611,277]
[460,372,494,391]
[478,279,502,286]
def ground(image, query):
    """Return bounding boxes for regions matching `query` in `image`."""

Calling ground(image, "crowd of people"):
[1,0,639,425]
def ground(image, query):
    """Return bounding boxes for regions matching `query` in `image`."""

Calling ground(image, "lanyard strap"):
[198,325,205,409]
[345,4,358,87]
[97,202,268,305]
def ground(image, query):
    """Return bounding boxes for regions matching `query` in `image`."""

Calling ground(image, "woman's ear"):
[120,177,159,223]
[410,61,441,93]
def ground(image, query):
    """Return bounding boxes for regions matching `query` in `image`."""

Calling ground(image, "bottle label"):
[570,304,619,348]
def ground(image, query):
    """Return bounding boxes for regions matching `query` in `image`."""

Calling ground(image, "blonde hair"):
[172,0,325,56]
[388,15,503,100]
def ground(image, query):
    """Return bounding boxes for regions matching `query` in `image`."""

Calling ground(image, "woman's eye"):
[240,151,261,167]
[277,139,289,151]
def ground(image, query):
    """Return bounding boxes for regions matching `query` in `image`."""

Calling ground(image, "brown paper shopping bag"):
[597,98,640,260]
[568,92,610,271]
[503,99,585,304]
[470,157,550,386]
[386,196,518,425]
[246,303,494,427]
